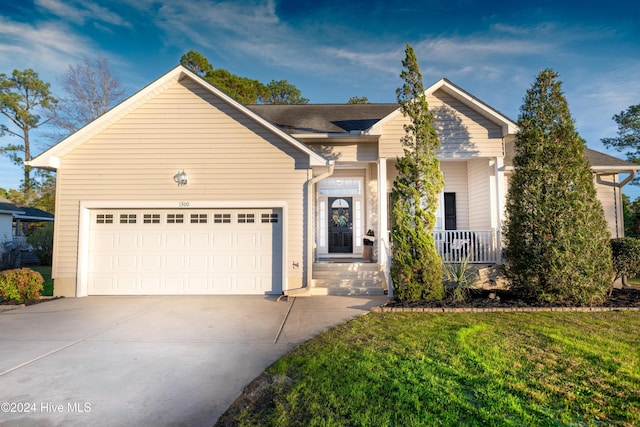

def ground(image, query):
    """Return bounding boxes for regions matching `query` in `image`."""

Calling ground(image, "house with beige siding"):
[28,65,639,297]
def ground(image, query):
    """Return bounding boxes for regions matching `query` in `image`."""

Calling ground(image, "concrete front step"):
[311,262,386,296]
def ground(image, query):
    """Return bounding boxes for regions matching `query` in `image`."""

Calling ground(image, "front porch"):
[307,158,504,296]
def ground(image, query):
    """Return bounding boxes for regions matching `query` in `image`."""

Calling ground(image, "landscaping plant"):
[443,256,477,302]
[503,69,613,305]
[0,267,44,303]
[390,43,444,302]
[26,222,54,265]
[610,237,640,289]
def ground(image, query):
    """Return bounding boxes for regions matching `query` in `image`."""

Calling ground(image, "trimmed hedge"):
[0,268,44,304]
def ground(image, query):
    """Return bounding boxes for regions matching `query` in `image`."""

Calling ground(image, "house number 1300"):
[179,201,190,207]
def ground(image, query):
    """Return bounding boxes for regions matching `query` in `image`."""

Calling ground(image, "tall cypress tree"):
[390,44,444,301]
[504,69,613,305]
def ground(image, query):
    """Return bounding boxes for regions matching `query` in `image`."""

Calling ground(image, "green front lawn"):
[29,265,53,296]
[218,311,640,426]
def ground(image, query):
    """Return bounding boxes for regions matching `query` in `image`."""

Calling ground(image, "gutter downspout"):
[596,170,637,239]
[304,162,335,291]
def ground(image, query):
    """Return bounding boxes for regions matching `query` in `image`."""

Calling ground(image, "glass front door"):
[328,197,353,253]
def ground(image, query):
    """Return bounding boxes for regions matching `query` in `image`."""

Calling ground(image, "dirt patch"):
[214,373,293,426]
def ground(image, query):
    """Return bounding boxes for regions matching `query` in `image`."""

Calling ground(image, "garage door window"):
[96,214,114,224]
[261,213,278,223]
[167,213,184,224]
[214,213,231,224]
[120,214,137,224]
[238,213,255,223]
[190,214,208,224]
[143,214,160,224]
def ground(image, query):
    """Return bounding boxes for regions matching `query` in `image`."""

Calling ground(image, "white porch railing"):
[433,230,500,263]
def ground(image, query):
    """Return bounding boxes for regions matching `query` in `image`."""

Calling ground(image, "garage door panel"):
[187,255,209,270]
[141,255,162,270]
[115,255,139,270]
[186,276,209,292]
[115,233,138,248]
[141,233,163,248]
[114,277,138,292]
[213,255,233,269]
[140,277,162,291]
[88,208,282,295]
[187,233,210,247]
[165,232,187,248]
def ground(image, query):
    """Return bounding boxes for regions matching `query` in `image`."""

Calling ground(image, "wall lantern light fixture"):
[173,170,188,187]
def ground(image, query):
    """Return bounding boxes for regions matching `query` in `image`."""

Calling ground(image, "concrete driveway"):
[0,295,386,426]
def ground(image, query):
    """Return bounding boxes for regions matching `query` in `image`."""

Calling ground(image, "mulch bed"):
[0,296,63,308]
[381,288,640,310]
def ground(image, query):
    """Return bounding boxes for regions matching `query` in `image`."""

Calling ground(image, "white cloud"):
[0,17,95,76]
[35,0,131,27]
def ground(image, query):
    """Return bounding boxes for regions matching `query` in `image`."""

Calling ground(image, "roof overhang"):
[13,213,54,222]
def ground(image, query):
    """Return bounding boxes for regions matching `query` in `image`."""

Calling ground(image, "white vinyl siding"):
[386,161,470,230]
[52,78,309,296]
[304,141,378,162]
[467,159,493,230]
[594,174,623,238]
[379,89,504,159]
[441,162,470,230]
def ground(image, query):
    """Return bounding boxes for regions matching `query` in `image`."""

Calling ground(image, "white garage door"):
[87,208,283,295]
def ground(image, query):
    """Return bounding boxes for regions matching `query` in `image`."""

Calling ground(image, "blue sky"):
[1,0,639,198]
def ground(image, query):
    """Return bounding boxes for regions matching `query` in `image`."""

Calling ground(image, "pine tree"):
[390,44,444,301]
[504,69,613,304]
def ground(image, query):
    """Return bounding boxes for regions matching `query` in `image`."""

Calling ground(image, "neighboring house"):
[0,197,23,251]
[28,66,640,297]
[0,197,54,268]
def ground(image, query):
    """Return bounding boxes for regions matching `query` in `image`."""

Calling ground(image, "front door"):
[328,197,353,253]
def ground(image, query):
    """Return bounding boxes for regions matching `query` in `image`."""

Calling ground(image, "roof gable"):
[28,65,328,169]
[369,78,518,136]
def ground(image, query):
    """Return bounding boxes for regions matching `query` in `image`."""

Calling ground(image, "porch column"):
[494,157,506,261]
[378,158,389,263]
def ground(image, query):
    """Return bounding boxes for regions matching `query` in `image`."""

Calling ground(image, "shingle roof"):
[14,207,54,221]
[504,143,639,170]
[0,196,22,214]
[247,104,399,134]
